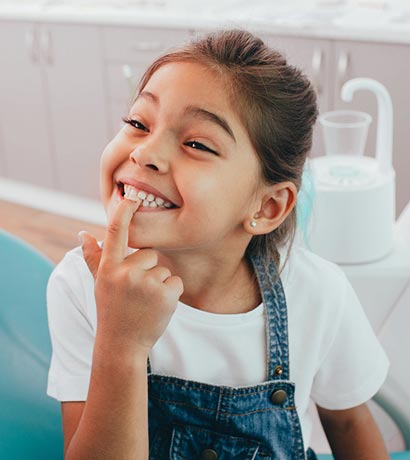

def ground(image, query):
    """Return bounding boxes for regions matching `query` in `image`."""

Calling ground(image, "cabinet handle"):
[40,28,53,65]
[132,41,163,52]
[311,48,323,96]
[25,27,39,64]
[337,50,349,95]
[122,64,137,100]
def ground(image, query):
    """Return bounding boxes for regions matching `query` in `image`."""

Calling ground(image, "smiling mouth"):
[117,182,178,209]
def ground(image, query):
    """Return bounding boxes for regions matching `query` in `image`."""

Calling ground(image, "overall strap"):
[250,253,290,381]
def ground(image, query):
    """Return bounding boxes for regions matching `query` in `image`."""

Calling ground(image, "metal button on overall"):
[273,365,284,376]
[200,448,218,460]
[271,389,287,405]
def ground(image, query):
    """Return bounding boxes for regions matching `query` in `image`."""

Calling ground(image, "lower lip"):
[116,188,175,212]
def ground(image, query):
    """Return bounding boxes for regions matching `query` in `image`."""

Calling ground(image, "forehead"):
[138,61,236,118]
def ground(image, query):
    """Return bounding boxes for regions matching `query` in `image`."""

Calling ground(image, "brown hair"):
[135,29,318,276]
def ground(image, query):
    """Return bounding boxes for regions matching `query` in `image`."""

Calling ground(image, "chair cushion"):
[0,230,63,459]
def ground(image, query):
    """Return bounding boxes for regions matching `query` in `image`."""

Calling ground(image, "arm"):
[63,198,182,460]
[317,403,390,460]
[63,342,149,460]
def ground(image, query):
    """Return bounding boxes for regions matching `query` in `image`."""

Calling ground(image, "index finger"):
[101,197,141,265]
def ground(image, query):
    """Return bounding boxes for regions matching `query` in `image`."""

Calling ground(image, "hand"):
[79,198,184,355]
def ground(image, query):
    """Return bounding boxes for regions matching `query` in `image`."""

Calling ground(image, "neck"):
[156,247,261,314]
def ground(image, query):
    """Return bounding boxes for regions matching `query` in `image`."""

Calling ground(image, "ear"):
[245,181,298,235]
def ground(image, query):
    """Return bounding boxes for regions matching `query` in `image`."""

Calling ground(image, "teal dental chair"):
[0,229,63,459]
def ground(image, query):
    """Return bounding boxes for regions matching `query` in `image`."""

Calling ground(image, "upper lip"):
[117,176,178,206]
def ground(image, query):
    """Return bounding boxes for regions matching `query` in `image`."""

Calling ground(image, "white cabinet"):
[45,24,108,200]
[0,122,7,176]
[0,21,108,200]
[102,26,194,138]
[0,21,56,189]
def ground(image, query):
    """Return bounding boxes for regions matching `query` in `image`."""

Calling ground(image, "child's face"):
[100,61,263,253]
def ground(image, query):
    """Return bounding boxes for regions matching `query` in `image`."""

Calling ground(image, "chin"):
[126,235,151,250]
[126,240,140,249]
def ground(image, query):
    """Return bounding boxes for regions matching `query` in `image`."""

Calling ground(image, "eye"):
[122,116,149,132]
[184,141,218,155]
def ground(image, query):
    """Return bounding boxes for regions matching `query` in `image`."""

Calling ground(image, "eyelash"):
[122,116,149,132]
[184,141,218,155]
[122,116,219,156]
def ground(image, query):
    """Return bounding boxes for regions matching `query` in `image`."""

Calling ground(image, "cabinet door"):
[260,34,334,157]
[44,24,109,200]
[102,26,193,138]
[333,40,410,216]
[0,21,55,188]
[0,124,6,176]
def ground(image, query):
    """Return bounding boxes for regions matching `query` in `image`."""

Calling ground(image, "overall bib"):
[147,254,318,460]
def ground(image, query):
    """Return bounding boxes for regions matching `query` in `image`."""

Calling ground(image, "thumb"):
[78,231,102,280]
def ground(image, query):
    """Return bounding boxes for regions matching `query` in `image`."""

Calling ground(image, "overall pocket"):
[170,424,261,460]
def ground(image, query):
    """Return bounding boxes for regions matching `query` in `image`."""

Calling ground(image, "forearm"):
[65,335,149,460]
[319,404,389,460]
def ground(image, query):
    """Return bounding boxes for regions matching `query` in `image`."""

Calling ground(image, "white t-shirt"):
[46,242,389,450]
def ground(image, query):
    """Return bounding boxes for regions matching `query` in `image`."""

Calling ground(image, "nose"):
[129,138,170,174]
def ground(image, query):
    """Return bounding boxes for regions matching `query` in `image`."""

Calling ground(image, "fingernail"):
[78,231,87,245]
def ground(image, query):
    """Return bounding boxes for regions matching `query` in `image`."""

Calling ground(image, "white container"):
[308,78,396,264]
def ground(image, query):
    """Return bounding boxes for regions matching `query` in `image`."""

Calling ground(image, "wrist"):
[93,330,150,368]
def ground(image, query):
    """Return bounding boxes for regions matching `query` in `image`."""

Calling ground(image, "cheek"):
[180,172,219,208]
[180,169,252,224]
[100,139,127,192]
[100,140,119,174]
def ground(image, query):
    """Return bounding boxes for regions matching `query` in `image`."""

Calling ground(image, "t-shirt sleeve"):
[46,250,95,402]
[311,271,390,410]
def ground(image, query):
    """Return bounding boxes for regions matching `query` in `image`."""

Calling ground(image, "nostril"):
[146,164,159,171]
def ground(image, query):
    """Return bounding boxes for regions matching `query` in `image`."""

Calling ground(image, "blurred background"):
[2,0,410,257]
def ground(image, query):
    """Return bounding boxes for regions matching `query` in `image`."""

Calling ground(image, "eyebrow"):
[135,90,159,105]
[136,91,236,143]
[184,106,236,143]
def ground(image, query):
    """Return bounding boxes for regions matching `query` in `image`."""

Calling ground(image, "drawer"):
[102,26,194,62]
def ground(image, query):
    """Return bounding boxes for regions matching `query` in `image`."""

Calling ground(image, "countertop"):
[2,0,410,45]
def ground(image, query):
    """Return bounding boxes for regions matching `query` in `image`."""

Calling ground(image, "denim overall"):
[147,254,318,460]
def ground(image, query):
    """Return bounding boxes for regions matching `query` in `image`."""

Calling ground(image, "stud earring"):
[250,220,257,228]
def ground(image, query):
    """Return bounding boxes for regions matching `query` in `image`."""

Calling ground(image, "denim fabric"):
[147,254,317,460]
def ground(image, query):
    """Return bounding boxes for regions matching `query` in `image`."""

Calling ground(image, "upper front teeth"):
[124,184,173,208]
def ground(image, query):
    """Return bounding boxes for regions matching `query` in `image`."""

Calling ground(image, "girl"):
[47,29,390,460]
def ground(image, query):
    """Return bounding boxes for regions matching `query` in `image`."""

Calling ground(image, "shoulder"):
[282,243,350,299]
[46,243,101,323]
[281,243,358,342]
[47,245,102,402]
[48,245,91,293]
[280,244,389,408]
